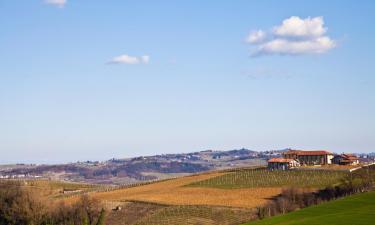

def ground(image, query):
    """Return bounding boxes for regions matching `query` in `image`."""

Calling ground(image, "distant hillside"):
[0,148,269,185]
[244,191,375,225]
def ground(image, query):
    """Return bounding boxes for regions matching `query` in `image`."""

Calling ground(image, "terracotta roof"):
[340,159,352,163]
[341,154,358,161]
[283,150,333,156]
[283,150,300,154]
[268,158,295,163]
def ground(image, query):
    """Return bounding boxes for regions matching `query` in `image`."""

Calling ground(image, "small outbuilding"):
[268,158,300,170]
[332,154,359,165]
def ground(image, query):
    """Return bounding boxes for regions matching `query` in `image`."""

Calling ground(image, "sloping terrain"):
[106,202,254,225]
[0,149,268,185]
[4,166,363,225]
[86,170,281,208]
[244,191,375,225]
[74,167,347,209]
[188,168,347,189]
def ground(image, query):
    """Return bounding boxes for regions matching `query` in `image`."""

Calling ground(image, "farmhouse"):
[332,154,359,165]
[268,158,300,170]
[283,150,334,165]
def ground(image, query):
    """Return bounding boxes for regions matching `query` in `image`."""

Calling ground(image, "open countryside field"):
[0,179,99,198]
[106,201,254,225]
[244,191,375,225]
[136,205,253,225]
[101,164,374,224]
[71,167,349,209]
[86,171,281,208]
[188,168,347,189]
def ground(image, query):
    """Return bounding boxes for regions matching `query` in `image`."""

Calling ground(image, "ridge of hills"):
[0,148,281,185]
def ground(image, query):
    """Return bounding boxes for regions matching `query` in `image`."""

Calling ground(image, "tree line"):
[0,181,106,225]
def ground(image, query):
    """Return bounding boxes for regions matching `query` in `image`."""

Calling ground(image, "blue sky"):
[0,0,374,163]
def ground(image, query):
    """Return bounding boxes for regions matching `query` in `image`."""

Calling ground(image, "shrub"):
[0,181,106,225]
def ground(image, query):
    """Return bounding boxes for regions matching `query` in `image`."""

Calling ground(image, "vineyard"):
[135,205,253,225]
[84,171,280,208]
[77,167,350,209]
[106,201,254,225]
[3,166,366,225]
[95,167,353,224]
[188,168,348,189]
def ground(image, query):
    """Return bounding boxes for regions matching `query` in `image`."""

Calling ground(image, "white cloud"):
[246,30,266,44]
[246,16,336,56]
[109,54,150,65]
[257,36,336,55]
[273,16,327,38]
[45,0,67,8]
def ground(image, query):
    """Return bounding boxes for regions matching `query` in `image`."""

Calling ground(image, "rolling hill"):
[244,191,375,225]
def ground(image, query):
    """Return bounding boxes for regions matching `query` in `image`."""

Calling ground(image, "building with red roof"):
[282,150,334,165]
[332,154,359,165]
[267,158,300,170]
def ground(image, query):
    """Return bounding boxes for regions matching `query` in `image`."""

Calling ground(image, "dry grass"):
[72,172,281,208]
[1,179,98,198]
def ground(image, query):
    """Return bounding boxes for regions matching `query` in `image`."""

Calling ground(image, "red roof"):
[268,158,295,163]
[283,150,333,156]
[341,154,358,161]
[297,151,333,156]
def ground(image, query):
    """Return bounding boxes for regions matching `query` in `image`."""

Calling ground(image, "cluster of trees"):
[0,181,106,225]
[256,165,375,220]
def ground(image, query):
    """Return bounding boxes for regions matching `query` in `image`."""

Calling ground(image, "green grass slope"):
[244,191,375,225]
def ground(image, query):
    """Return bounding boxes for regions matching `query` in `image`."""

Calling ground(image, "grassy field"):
[244,191,375,225]
[188,168,347,189]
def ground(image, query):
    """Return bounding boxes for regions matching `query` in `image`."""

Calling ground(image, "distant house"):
[283,150,334,165]
[62,189,82,194]
[332,154,359,165]
[268,158,300,170]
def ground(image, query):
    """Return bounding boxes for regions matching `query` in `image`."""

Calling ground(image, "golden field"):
[71,171,282,208]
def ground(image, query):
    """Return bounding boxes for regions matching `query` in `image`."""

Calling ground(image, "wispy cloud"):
[246,30,266,44]
[108,54,150,65]
[44,0,67,8]
[246,16,336,56]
